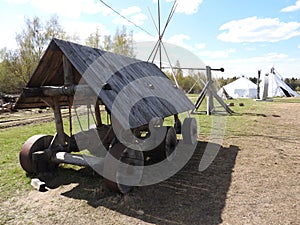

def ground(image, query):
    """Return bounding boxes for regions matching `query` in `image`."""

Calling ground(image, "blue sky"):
[1,0,300,78]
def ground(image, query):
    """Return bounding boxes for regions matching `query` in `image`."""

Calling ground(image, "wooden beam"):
[94,101,102,126]
[23,85,94,97]
[63,55,74,86]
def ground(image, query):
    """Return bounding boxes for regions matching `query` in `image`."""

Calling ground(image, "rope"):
[98,0,153,36]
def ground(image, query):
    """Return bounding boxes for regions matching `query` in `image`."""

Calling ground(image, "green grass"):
[0,123,57,202]
[0,96,299,202]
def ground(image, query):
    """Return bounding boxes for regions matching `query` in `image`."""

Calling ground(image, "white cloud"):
[167,34,193,51]
[130,13,148,26]
[280,0,300,12]
[121,6,141,16]
[231,52,289,64]
[195,43,206,49]
[5,0,112,18]
[206,53,300,78]
[218,17,300,43]
[61,20,110,44]
[222,52,290,76]
[198,49,236,59]
[298,44,300,48]
[166,0,203,15]
[133,33,157,42]
[5,0,29,3]
[112,14,147,26]
[112,6,147,26]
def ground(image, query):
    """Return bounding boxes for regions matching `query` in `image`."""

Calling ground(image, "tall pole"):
[257,70,261,99]
[158,0,162,69]
[206,66,214,115]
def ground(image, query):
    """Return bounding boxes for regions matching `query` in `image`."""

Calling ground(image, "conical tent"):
[218,77,257,99]
[260,72,299,98]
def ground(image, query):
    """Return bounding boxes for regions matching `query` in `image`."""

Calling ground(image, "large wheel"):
[165,126,177,161]
[182,118,198,145]
[103,143,144,194]
[143,126,178,164]
[19,135,56,174]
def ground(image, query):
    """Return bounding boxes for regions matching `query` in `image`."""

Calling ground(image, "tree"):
[45,15,70,40]
[102,35,113,52]
[163,67,204,93]
[0,48,26,93]
[249,77,258,84]
[285,77,300,90]
[112,26,135,57]
[174,60,184,87]
[85,27,101,49]
[0,15,69,93]
[218,76,238,87]
[85,26,135,58]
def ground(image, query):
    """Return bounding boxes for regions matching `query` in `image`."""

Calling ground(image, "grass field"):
[0,97,297,198]
[0,98,249,197]
[0,96,299,224]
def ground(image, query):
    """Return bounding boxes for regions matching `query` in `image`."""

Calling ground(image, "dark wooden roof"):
[16,38,194,128]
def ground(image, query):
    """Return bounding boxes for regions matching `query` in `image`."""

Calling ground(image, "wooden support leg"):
[52,97,65,145]
[95,101,102,126]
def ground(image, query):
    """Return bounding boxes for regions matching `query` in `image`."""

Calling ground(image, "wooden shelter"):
[15,39,197,193]
[16,38,194,128]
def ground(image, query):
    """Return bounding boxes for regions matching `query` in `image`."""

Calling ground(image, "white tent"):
[260,71,299,98]
[218,77,257,99]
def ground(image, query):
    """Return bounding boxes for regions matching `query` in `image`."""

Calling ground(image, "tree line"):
[0,16,135,94]
[284,78,300,92]
[1,16,299,95]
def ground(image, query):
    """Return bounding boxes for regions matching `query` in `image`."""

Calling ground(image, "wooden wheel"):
[19,135,56,174]
[165,126,177,161]
[103,142,144,194]
[143,126,178,164]
[182,118,197,145]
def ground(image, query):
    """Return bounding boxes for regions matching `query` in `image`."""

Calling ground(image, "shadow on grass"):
[232,112,281,118]
[38,141,239,225]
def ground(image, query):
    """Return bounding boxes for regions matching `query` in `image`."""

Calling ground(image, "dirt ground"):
[0,101,299,225]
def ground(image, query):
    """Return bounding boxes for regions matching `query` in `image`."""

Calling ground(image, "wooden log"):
[23,85,94,97]
[52,152,104,168]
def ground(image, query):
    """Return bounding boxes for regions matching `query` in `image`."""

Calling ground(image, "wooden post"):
[63,55,73,86]
[94,101,102,126]
[52,97,65,145]
[206,66,214,115]
[262,74,269,100]
[257,70,261,99]
[191,66,233,115]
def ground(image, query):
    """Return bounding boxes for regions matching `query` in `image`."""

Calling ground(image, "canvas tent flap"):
[260,72,299,98]
[15,39,195,128]
[218,77,257,99]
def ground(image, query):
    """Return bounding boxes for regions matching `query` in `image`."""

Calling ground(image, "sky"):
[0,0,300,78]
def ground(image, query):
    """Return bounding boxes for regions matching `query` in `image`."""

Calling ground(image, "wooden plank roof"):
[16,38,194,128]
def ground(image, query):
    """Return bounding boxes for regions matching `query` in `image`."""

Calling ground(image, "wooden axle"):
[52,152,105,168]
